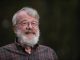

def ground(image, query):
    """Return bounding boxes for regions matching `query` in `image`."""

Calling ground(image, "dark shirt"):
[0,43,58,60]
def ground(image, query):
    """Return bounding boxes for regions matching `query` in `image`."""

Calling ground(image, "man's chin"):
[19,34,39,47]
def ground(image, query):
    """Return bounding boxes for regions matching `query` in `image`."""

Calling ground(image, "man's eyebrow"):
[19,20,27,23]
[19,20,38,23]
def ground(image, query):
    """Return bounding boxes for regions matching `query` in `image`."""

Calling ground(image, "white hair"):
[12,7,40,26]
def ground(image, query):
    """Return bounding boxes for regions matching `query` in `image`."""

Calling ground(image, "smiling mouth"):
[25,32,35,35]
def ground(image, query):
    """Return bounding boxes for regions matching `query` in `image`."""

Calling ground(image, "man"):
[0,7,58,60]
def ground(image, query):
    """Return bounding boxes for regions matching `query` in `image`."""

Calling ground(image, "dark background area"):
[0,0,80,60]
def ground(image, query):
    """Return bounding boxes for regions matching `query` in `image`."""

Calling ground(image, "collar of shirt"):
[15,38,39,54]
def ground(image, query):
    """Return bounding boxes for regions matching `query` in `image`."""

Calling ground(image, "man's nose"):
[27,23,33,29]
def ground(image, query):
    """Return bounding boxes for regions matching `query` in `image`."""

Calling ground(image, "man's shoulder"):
[39,45,52,49]
[38,45,58,60]
[38,44,54,52]
[0,43,16,51]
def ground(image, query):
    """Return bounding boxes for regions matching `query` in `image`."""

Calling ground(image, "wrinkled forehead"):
[16,11,37,22]
[17,11,27,19]
[16,11,35,20]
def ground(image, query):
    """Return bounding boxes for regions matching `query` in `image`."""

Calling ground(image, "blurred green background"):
[0,0,80,60]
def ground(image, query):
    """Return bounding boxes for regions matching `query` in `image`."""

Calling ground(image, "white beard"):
[15,29,40,47]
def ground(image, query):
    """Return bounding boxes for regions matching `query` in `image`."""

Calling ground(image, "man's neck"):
[25,46,32,54]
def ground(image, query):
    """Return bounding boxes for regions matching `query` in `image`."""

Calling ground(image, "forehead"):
[16,11,37,22]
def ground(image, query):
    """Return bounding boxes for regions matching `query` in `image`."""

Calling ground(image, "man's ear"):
[13,26,16,33]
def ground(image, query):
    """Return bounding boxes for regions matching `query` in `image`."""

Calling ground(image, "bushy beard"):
[15,29,40,47]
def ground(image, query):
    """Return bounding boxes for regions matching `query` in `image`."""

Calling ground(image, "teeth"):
[25,32,35,34]
[25,32,31,34]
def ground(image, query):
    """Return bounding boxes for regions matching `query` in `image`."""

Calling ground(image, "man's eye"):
[32,22,38,25]
[22,23,26,24]
[32,22,35,24]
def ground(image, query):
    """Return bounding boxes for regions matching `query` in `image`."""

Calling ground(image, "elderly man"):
[0,7,58,60]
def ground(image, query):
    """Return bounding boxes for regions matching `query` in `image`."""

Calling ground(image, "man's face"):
[14,11,40,47]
